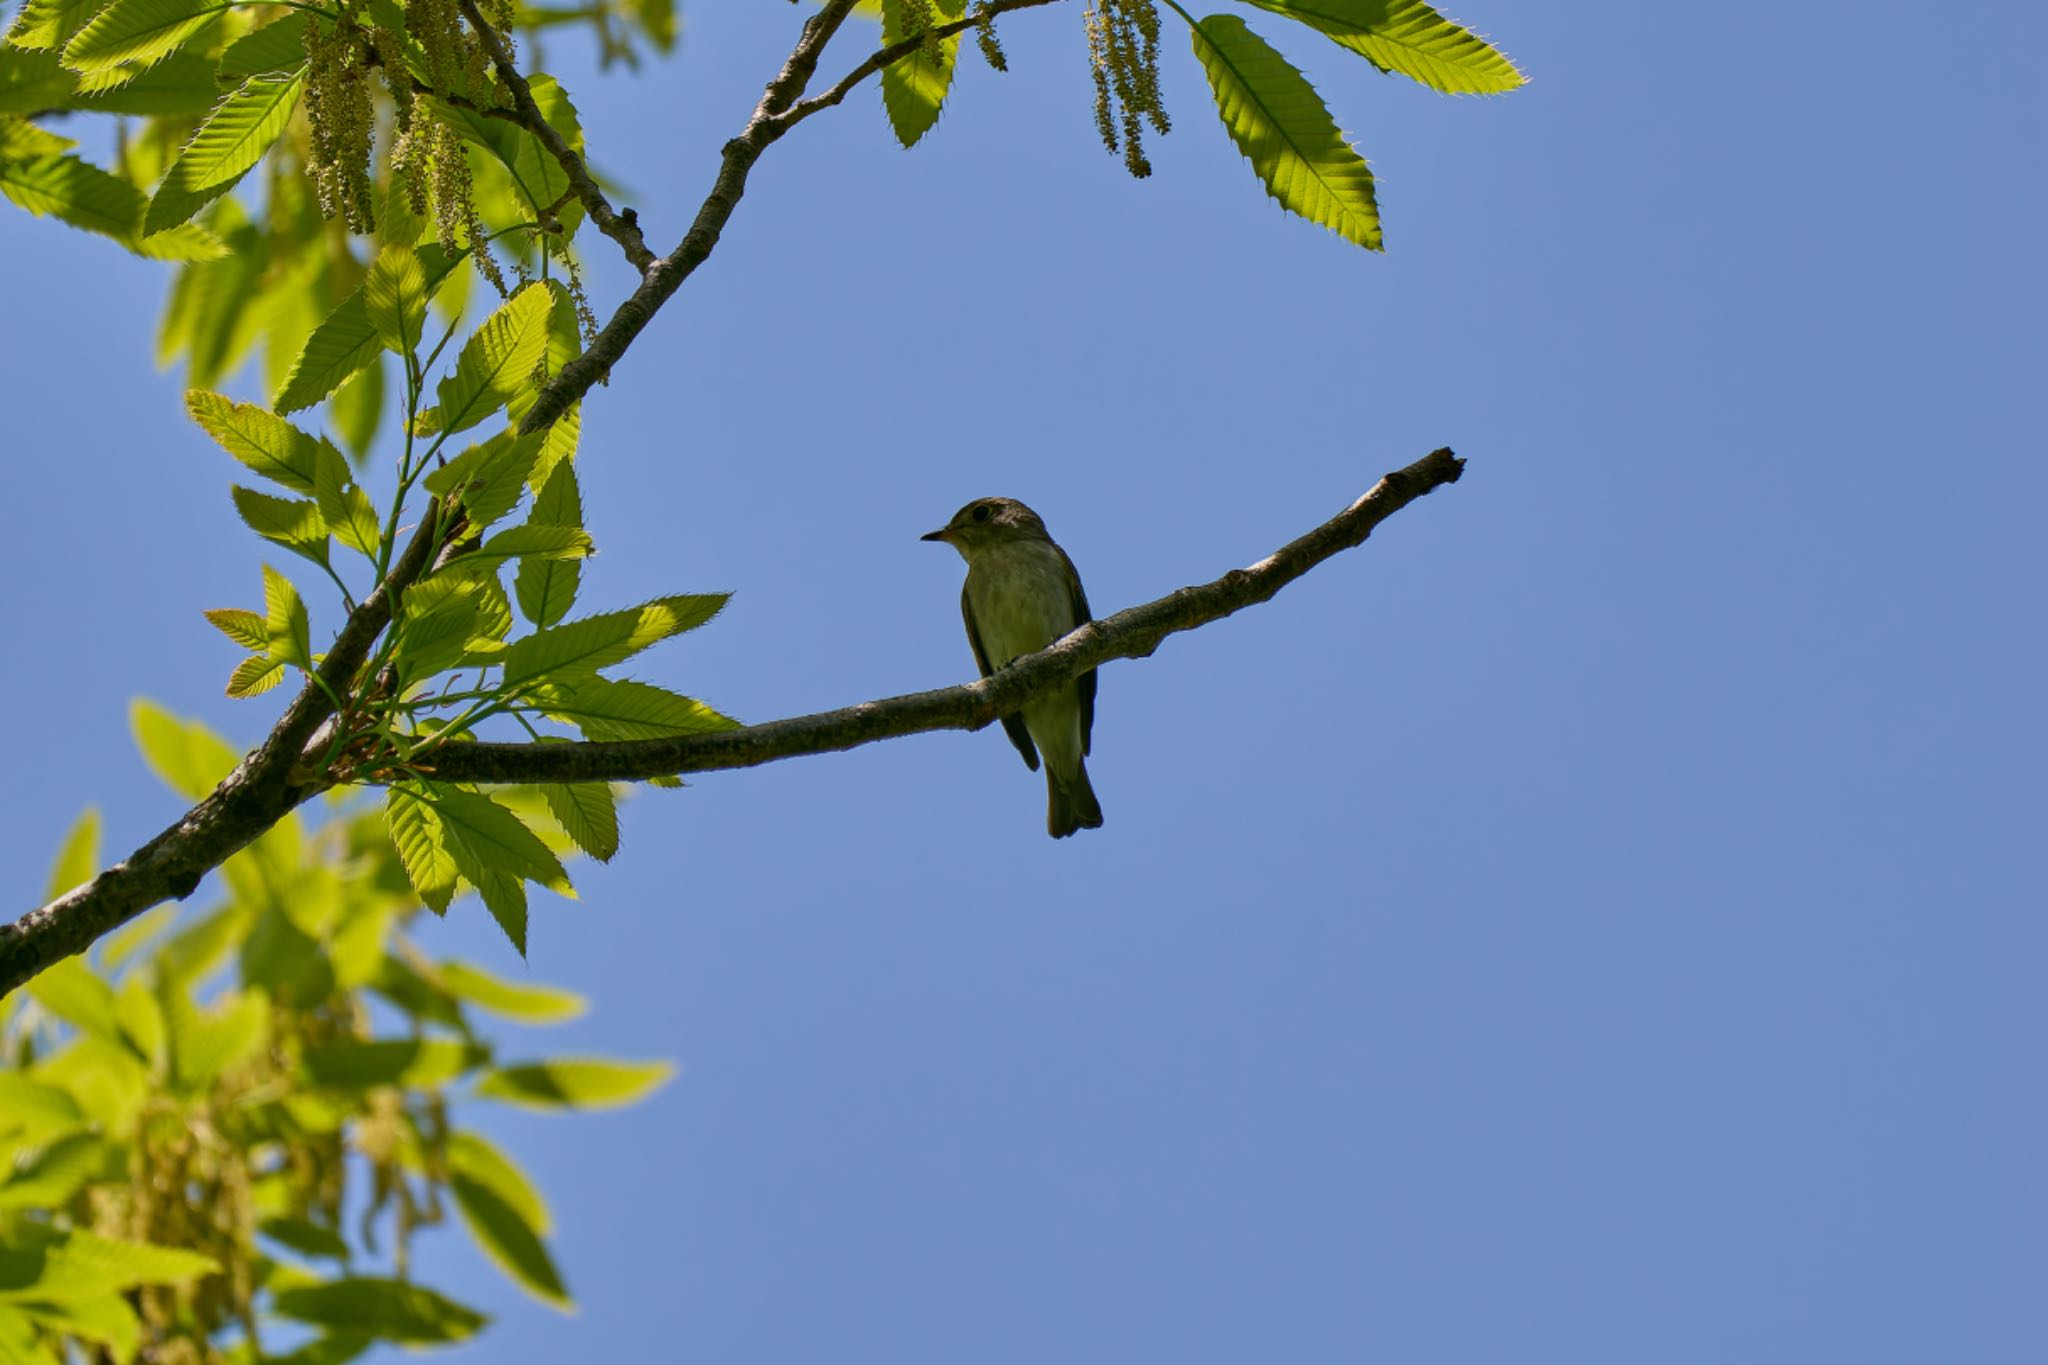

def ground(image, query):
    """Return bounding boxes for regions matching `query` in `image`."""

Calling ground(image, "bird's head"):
[920,497,1051,559]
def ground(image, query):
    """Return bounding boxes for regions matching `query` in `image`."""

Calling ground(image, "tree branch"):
[455,0,658,274]
[776,0,1064,131]
[424,447,1465,784]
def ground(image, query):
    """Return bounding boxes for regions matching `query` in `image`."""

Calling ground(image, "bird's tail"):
[1047,760,1105,839]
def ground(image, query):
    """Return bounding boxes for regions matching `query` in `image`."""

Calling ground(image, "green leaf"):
[226,653,285,697]
[114,974,165,1069]
[448,1130,551,1233]
[0,1075,86,1139]
[258,1215,351,1263]
[424,429,544,529]
[500,594,729,688]
[11,1295,138,1364]
[44,806,99,900]
[187,389,332,494]
[24,957,118,1041]
[365,242,428,356]
[172,989,267,1090]
[271,1278,486,1345]
[216,11,306,79]
[472,1057,676,1111]
[0,151,223,258]
[329,353,384,460]
[300,1037,487,1089]
[442,522,592,576]
[145,69,303,235]
[61,0,215,75]
[275,292,378,413]
[0,1132,110,1209]
[234,486,329,568]
[515,461,582,628]
[202,606,268,650]
[541,782,619,862]
[433,787,574,956]
[6,0,104,51]
[1239,0,1522,94]
[1188,14,1382,249]
[385,784,458,913]
[312,439,381,557]
[530,677,739,740]
[435,282,552,435]
[129,699,238,800]
[0,115,73,157]
[436,961,586,1025]
[393,578,488,682]
[879,0,963,148]
[262,563,312,668]
[65,48,218,114]
[451,1171,571,1309]
[3,1228,220,1299]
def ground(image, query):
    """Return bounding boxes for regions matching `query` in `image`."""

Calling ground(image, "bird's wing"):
[963,582,1039,772]
[1062,546,1097,758]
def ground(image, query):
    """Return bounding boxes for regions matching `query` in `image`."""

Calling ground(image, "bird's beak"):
[920,527,952,543]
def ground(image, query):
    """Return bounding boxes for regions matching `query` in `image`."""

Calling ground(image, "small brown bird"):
[922,497,1104,838]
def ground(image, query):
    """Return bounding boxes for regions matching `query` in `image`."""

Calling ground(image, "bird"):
[922,497,1104,839]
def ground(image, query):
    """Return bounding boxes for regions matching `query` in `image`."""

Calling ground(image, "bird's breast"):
[966,541,1079,668]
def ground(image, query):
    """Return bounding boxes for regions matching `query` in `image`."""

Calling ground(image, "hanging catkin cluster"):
[1084,0,1170,178]
[295,2,523,293]
[974,5,1009,71]
[303,11,379,231]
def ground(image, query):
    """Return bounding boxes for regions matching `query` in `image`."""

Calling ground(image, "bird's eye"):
[972,504,992,523]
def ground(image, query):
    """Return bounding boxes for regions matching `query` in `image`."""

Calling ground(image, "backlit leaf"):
[44,806,99,900]
[144,69,302,234]
[435,282,551,435]
[1239,0,1522,94]
[499,595,728,687]
[1188,14,1381,249]
[879,0,962,148]
[61,0,215,75]
[472,1057,675,1111]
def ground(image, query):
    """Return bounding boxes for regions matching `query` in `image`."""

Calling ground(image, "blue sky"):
[3,2,2043,1361]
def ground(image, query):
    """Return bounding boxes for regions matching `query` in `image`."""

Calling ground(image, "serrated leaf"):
[435,282,551,435]
[6,0,103,51]
[145,69,302,235]
[61,0,214,75]
[1240,0,1522,94]
[423,429,543,530]
[275,292,378,413]
[3,1229,218,1304]
[12,1293,139,1363]
[432,787,572,894]
[451,1171,570,1309]
[386,786,459,913]
[1190,14,1381,249]
[500,594,728,687]
[0,151,223,258]
[226,653,286,696]
[515,461,581,627]
[187,390,329,493]
[203,606,268,650]
[129,699,238,800]
[262,563,311,668]
[365,242,427,356]
[272,1278,486,1345]
[65,47,217,114]
[472,1057,675,1111]
[879,0,962,148]
[436,961,585,1025]
[234,486,329,568]
[440,523,591,577]
[0,114,72,157]
[312,440,381,557]
[394,579,486,682]
[539,782,619,862]
[216,11,305,78]
[44,806,99,900]
[530,676,738,740]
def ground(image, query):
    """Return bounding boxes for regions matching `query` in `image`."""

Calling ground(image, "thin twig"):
[776,0,1063,132]
[455,0,658,273]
